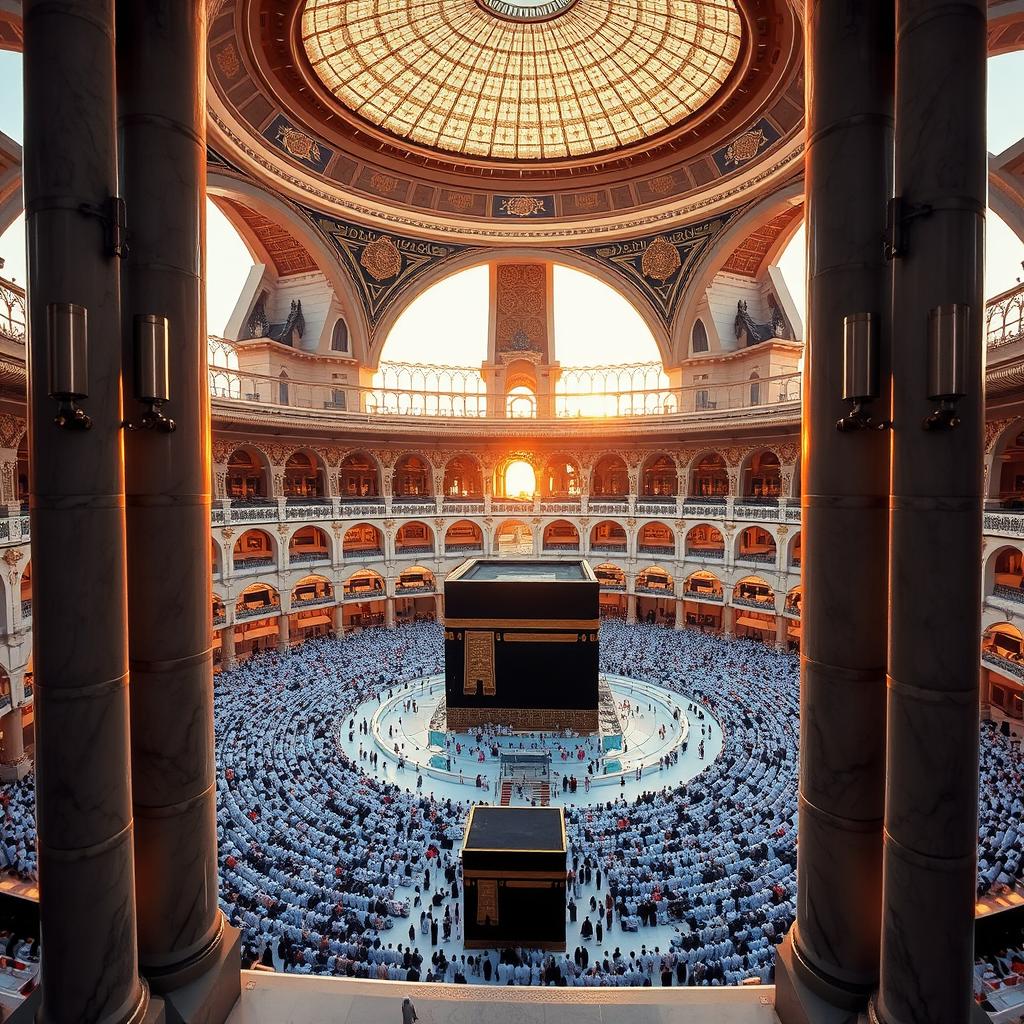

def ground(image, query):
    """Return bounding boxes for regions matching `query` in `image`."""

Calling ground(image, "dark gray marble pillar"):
[23,1,148,1020]
[876,2,987,1021]
[778,1,894,1017]
[116,0,235,1011]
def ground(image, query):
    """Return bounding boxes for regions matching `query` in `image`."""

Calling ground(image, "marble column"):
[774,3,894,1019]
[774,615,787,650]
[626,593,636,625]
[385,598,396,628]
[116,0,237,1014]
[875,2,987,1021]
[277,613,290,653]
[330,603,344,638]
[220,627,236,670]
[673,598,684,630]
[434,593,443,621]
[722,605,734,637]
[23,2,149,1020]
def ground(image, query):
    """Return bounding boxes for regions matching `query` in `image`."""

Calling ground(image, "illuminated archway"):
[502,460,536,500]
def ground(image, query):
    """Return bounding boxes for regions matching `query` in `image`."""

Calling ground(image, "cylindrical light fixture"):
[134,314,170,403]
[126,313,175,432]
[923,303,969,430]
[47,302,92,429]
[836,312,885,431]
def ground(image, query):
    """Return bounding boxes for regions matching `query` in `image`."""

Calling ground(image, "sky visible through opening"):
[0,49,1022,364]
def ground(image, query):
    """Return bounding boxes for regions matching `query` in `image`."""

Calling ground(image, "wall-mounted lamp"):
[923,303,969,431]
[125,314,175,433]
[47,302,91,430]
[837,312,887,432]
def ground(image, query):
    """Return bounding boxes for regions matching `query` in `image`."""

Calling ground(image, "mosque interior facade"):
[0,0,1021,1022]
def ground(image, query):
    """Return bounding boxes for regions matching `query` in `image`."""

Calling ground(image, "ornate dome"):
[299,0,744,161]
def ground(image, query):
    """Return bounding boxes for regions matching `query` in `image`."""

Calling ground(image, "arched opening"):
[500,459,537,501]
[595,562,627,619]
[742,450,781,499]
[444,520,483,555]
[989,545,1024,604]
[290,576,335,641]
[234,582,281,659]
[19,562,31,623]
[288,525,330,566]
[737,526,777,564]
[211,538,222,577]
[983,621,1024,722]
[395,521,435,555]
[443,456,482,499]
[685,523,724,559]
[992,427,1024,505]
[0,667,11,712]
[342,569,387,630]
[343,523,384,560]
[232,529,275,572]
[330,317,349,353]
[541,456,581,499]
[278,370,289,406]
[226,447,270,503]
[542,519,580,552]
[591,455,629,498]
[789,532,802,570]
[783,585,802,651]
[395,567,437,623]
[691,318,710,354]
[637,521,675,556]
[640,454,677,499]
[733,576,776,609]
[212,595,226,626]
[494,519,533,555]
[683,570,724,632]
[733,576,777,642]
[590,520,627,554]
[636,566,675,626]
[749,372,761,407]
[506,385,537,418]
[291,575,334,607]
[689,452,729,499]
[339,452,381,500]
[392,455,433,500]
[283,450,326,501]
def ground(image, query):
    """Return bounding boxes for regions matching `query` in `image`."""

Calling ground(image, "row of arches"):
[216,521,803,572]
[222,446,797,503]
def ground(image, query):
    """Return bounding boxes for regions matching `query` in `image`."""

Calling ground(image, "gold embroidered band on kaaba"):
[445,618,599,630]
[464,630,496,696]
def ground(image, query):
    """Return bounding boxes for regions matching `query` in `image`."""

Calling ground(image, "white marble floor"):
[229,972,780,1024]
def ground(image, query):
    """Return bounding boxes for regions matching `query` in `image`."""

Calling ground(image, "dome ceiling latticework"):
[299,0,744,161]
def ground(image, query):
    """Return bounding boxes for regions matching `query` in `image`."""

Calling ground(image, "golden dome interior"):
[299,0,744,161]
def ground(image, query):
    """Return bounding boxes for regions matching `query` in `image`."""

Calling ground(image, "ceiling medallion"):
[476,0,578,21]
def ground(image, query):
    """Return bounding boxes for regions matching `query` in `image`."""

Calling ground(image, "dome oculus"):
[299,0,744,162]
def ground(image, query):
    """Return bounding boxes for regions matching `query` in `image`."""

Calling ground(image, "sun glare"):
[503,460,536,499]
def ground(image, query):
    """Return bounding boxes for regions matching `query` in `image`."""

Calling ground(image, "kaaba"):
[461,805,567,951]
[443,558,599,732]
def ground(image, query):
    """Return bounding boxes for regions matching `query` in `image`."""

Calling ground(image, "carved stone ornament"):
[276,124,322,164]
[2,549,23,568]
[640,237,681,284]
[499,196,546,218]
[360,236,403,282]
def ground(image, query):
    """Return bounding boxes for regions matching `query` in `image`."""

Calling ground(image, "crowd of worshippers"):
[2,620,1024,988]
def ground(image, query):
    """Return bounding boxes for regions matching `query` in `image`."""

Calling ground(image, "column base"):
[146,919,241,1024]
[867,994,991,1024]
[775,933,868,1024]
[0,758,31,782]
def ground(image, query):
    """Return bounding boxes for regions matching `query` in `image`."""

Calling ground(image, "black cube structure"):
[462,805,567,951]
[443,558,599,732]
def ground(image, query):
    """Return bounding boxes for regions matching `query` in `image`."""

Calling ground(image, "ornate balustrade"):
[993,583,1024,605]
[235,603,280,620]
[733,595,777,611]
[233,556,275,571]
[684,587,723,602]
[292,594,336,608]
[987,281,1024,352]
[289,551,331,565]
[0,279,26,343]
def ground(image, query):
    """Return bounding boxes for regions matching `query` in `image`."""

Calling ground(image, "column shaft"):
[278,613,290,652]
[878,2,987,1021]
[116,0,225,989]
[784,0,894,1006]
[0,707,23,764]
[23,2,147,1020]
[220,627,236,669]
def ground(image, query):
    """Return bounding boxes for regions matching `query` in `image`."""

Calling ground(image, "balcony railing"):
[987,281,1024,352]
[0,279,26,343]
[233,555,275,571]
[235,603,280,620]
[737,550,777,564]
[686,547,724,559]
[289,551,330,565]
[292,593,336,608]
[993,583,1024,605]
[344,547,385,560]
[543,541,580,551]
[683,587,723,603]
[733,595,777,610]
[208,362,803,424]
